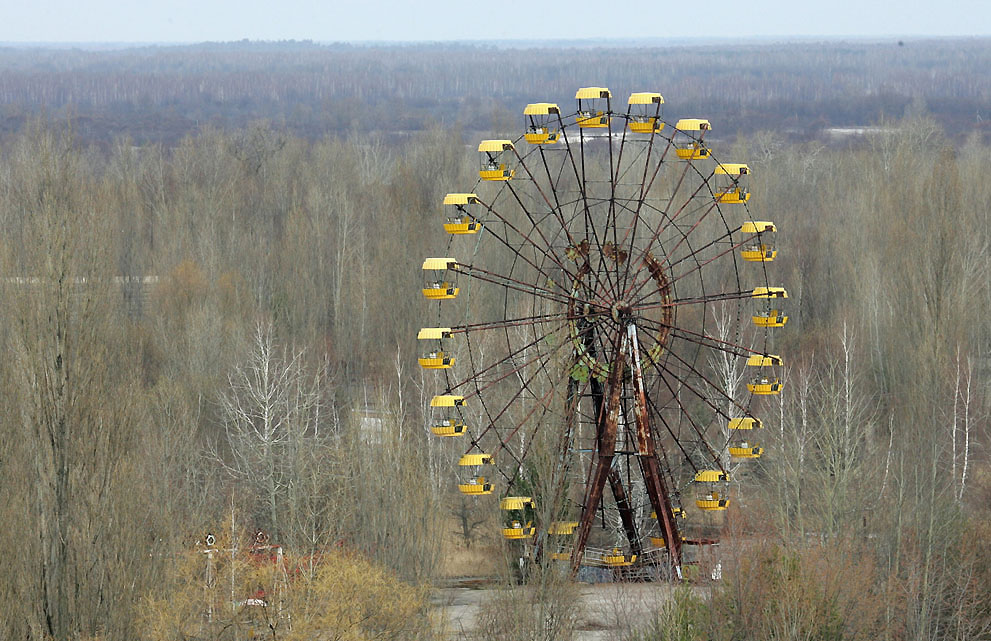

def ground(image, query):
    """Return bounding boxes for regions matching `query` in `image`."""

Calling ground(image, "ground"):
[433,580,674,640]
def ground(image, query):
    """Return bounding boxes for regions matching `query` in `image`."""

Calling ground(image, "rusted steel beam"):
[571,334,628,575]
[628,323,683,578]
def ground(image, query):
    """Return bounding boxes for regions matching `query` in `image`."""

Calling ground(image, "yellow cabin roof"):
[499,496,534,510]
[576,86,611,99]
[523,102,560,115]
[695,470,729,483]
[747,354,784,367]
[752,287,788,299]
[628,92,664,105]
[443,193,479,206]
[741,221,776,234]
[715,163,750,175]
[458,453,493,466]
[675,118,711,131]
[728,417,763,430]
[417,327,452,340]
[478,139,514,153]
[430,395,464,407]
[422,257,458,271]
[548,520,578,534]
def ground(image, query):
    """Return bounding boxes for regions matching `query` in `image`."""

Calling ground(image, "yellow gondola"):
[694,469,730,511]
[713,163,751,203]
[674,119,711,160]
[550,551,572,561]
[478,140,515,181]
[650,536,667,548]
[443,193,482,234]
[430,418,466,437]
[751,287,789,328]
[422,257,460,300]
[523,103,561,144]
[728,417,763,430]
[457,453,495,495]
[418,327,454,369]
[603,548,637,566]
[729,442,763,459]
[746,354,784,395]
[500,496,535,539]
[627,92,664,134]
[575,87,611,128]
[740,221,777,262]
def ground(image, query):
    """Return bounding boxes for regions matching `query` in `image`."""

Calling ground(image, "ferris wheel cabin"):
[674,119,712,159]
[443,193,482,234]
[523,103,561,144]
[627,92,664,134]
[421,257,460,300]
[575,87,611,128]
[746,354,784,395]
[457,453,495,495]
[500,496,535,539]
[478,140,515,181]
[740,221,777,262]
[417,327,454,369]
[751,287,789,328]
[694,470,730,511]
[713,163,751,203]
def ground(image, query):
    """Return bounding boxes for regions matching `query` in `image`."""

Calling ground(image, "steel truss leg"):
[628,323,683,578]
[571,334,628,575]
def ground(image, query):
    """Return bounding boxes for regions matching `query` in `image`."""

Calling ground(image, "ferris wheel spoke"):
[475,198,588,289]
[450,310,579,334]
[448,321,571,397]
[628,171,713,275]
[634,289,752,313]
[518,148,622,301]
[641,388,699,489]
[558,119,620,297]
[620,199,719,305]
[513,147,581,247]
[665,323,758,359]
[458,263,589,309]
[651,340,752,422]
[642,355,727,474]
[467,327,578,453]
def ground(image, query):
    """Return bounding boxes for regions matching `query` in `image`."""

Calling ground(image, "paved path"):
[433,582,674,640]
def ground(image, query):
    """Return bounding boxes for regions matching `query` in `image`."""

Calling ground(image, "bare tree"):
[213,322,326,542]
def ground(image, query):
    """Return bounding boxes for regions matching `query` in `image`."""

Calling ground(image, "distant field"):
[1,38,990,146]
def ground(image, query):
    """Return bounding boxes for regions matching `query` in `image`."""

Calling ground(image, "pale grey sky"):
[2,0,990,43]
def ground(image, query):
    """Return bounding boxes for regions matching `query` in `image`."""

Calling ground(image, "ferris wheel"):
[419,87,786,579]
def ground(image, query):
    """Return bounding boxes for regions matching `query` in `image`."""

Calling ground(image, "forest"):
[0,38,989,641]
[1,38,991,146]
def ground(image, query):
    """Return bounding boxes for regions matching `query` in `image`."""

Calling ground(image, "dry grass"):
[437,517,503,579]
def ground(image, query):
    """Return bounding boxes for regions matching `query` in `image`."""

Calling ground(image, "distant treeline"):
[1,38,991,146]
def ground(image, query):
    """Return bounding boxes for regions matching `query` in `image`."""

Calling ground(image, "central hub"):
[611,299,633,323]
[566,244,674,383]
